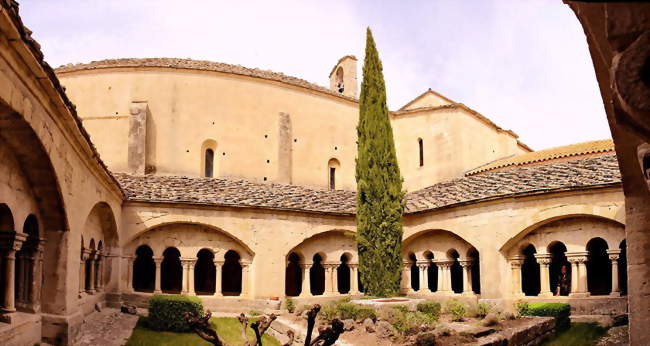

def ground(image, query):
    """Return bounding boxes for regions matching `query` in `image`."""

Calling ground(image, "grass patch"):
[541,323,607,346]
[126,317,280,346]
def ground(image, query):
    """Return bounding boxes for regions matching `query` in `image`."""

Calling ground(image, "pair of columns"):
[1,232,43,314]
[510,250,622,297]
[402,260,474,295]
[298,262,359,297]
[79,248,104,295]
[129,257,249,297]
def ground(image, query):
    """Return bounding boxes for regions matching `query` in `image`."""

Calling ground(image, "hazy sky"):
[19,0,611,150]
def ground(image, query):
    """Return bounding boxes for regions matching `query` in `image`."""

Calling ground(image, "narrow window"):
[418,138,424,167]
[329,167,336,190]
[205,149,214,177]
[643,153,650,179]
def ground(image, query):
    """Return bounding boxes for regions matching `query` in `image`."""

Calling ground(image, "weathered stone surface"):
[376,320,395,338]
[363,318,375,333]
[482,313,499,327]
[342,319,355,331]
[120,304,137,315]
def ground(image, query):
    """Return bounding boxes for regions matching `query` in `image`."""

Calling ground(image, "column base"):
[609,291,621,297]
[299,294,313,298]
[153,290,162,294]
[539,292,553,297]
[87,289,96,295]
[568,292,591,298]
[213,293,224,298]
[0,311,16,323]
[462,291,475,296]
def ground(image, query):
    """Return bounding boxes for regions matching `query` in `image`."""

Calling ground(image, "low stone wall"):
[476,317,555,346]
[121,293,282,312]
[482,296,627,315]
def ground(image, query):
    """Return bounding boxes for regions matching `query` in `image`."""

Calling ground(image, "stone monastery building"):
[0,3,628,345]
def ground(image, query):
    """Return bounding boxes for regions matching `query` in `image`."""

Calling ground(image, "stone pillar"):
[608,250,621,297]
[300,264,312,297]
[349,264,359,294]
[154,257,162,294]
[435,262,444,294]
[577,257,589,295]
[417,261,431,293]
[214,261,224,297]
[442,261,455,293]
[188,260,196,295]
[3,249,17,312]
[568,257,580,296]
[126,256,134,292]
[535,254,553,297]
[509,256,524,297]
[79,249,89,294]
[95,253,102,291]
[181,259,190,295]
[87,252,96,294]
[401,261,413,294]
[323,264,335,295]
[128,101,148,175]
[240,261,250,296]
[332,265,339,294]
[30,242,44,312]
[460,260,474,295]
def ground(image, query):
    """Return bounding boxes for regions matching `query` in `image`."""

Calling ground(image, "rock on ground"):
[363,318,376,333]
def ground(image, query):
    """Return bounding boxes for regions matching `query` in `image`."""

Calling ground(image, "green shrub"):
[416,301,441,319]
[319,302,377,322]
[522,303,571,330]
[378,307,435,335]
[443,300,466,322]
[148,294,203,332]
[248,309,262,316]
[477,302,492,318]
[285,297,296,313]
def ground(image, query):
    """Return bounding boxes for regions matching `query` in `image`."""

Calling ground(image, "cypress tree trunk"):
[356,28,405,297]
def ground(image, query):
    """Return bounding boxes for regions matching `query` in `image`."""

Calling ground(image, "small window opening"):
[205,149,214,177]
[336,67,345,93]
[329,167,336,190]
[418,138,424,167]
[643,154,650,179]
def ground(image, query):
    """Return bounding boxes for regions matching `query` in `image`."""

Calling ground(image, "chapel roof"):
[55,58,358,102]
[466,139,615,175]
[115,152,621,216]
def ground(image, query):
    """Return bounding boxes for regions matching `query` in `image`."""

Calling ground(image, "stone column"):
[3,248,17,312]
[30,242,44,312]
[568,257,580,296]
[154,257,163,294]
[240,261,250,296]
[126,256,134,292]
[435,262,444,294]
[349,264,359,294]
[188,260,196,295]
[79,249,89,294]
[535,254,553,297]
[300,264,312,297]
[332,265,339,294]
[95,253,102,291]
[15,253,25,306]
[214,261,224,297]
[323,264,334,295]
[443,261,455,293]
[87,252,96,294]
[417,261,431,293]
[608,250,621,297]
[460,260,474,295]
[509,256,524,297]
[401,261,413,294]
[181,259,190,295]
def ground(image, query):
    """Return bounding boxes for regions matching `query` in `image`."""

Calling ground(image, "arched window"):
[336,67,345,93]
[205,149,214,178]
[521,244,540,296]
[161,247,182,293]
[548,242,570,296]
[328,159,340,190]
[418,138,424,167]
[222,250,242,296]
[195,249,216,295]
[337,254,351,294]
[310,254,325,296]
[448,250,463,294]
[587,238,611,295]
[409,253,419,291]
[425,252,438,292]
[285,253,302,297]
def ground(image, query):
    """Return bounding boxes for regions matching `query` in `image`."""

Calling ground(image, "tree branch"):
[183,310,225,346]
[304,304,321,346]
[251,314,278,346]
[309,319,344,346]
[238,313,251,346]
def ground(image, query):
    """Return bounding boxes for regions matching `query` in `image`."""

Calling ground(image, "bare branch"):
[304,304,321,346]
[183,310,225,346]
[238,313,251,346]
[309,318,344,346]
[282,330,295,346]
[251,314,278,346]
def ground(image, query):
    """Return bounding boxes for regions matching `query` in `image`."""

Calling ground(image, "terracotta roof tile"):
[115,153,621,215]
[55,58,357,102]
[467,139,614,175]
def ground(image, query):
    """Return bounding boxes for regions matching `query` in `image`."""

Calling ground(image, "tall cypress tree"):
[356,28,405,297]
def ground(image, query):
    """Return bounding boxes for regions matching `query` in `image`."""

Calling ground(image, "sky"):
[19,0,611,151]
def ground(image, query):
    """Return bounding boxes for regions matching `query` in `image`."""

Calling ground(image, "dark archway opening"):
[310,254,325,295]
[521,244,541,296]
[85,239,96,291]
[549,242,570,296]
[161,247,182,293]
[409,253,419,291]
[426,252,438,292]
[195,249,216,295]
[468,248,481,294]
[133,245,155,292]
[620,240,627,296]
[587,238,611,295]
[337,254,351,294]
[449,250,463,294]
[15,214,39,310]
[222,250,242,296]
[285,252,302,297]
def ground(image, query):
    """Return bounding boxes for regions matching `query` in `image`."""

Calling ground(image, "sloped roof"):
[399,89,455,111]
[116,153,621,215]
[466,139,615,175]
[55,58,358,103]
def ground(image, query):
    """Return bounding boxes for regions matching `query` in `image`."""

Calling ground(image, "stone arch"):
[285,252,302,297]
[133,245,155,292]
[195,248,216,295]
[424,251,438,292]
[126,221,255,260]
[408,252,419,291]
[521,244,540,296]
[337,253,351,294]
[0,203,14,231]
[403,229,477,260]
[548,241,570,296]
[467,247,480,294]
[161,247,182,293]
[285,230,356,265]
[586,237,611,295]
[222,250,242,296]
[448,249,463,294]
[310,253,326,296]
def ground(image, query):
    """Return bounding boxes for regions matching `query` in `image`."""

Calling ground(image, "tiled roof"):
[115,154,621,215]
[467,139,615,175]
[55,58,357,102]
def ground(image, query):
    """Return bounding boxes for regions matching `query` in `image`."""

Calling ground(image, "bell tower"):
[329,55,357,98]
